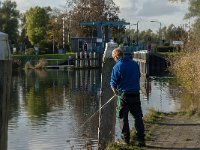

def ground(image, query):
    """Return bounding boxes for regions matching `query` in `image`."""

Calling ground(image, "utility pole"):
[136,21,139,46]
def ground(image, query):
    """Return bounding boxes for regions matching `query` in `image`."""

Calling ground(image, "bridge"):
[80,21,130,53]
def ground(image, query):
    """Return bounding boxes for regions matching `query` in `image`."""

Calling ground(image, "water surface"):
[1,68,182,149]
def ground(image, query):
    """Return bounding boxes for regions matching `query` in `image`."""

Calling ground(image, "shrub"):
[157,46,175,52]
[169,24,200,94]
[25,48,35,55]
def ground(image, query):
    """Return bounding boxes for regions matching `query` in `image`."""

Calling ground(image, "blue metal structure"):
[80,21,130,53]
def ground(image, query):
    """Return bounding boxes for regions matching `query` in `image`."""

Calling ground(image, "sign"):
[97,38,102,43]
[173,41,183,45]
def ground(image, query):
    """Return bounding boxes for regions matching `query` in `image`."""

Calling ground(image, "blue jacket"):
[110,57,140,93]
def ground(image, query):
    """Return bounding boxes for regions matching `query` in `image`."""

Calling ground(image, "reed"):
[169,28,200,95]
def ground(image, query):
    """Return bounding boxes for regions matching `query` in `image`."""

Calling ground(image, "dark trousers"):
[119,93,145,143]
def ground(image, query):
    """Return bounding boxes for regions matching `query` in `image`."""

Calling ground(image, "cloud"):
[114,0,135,9]
[14,0,64,12]
[113,0,189,31]
[13,0,189,31]
[137,0,180,17]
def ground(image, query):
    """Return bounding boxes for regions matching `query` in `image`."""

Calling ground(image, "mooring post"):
[75,52,79,68]
[98,41,118,149]
[93,52,97,67]
[0,60,12,150]
[0,32,12,149]
[80,52,83,68]
[89,52,93,68]
[84,52,88,68]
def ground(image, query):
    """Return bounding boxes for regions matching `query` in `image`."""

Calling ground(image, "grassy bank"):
[12,53,76,68]
[105,109,200,150]
[105,109,163,150]
[12,53,75,62]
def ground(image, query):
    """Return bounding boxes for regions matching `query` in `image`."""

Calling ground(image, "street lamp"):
[130,21,139,46]
[129,23,137,44]
[150,20,162,44]
[136,21,139,46]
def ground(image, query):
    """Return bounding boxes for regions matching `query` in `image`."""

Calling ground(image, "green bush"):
[157,46,175,52]
[39,40,52,54]
[25,48,35,55]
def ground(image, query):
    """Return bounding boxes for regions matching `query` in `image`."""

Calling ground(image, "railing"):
[74,52,100,69]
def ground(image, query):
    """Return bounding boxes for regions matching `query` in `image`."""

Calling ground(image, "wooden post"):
[84,52,88,68]
[93,52,97,67]
[98,58,116,149]
[98,41,118,149]
[0,60,12,150]
[75,52,79,68]
[89,52,93,68]
[80,52,84,68]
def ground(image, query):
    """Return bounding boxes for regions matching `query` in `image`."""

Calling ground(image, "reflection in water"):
[4,67,198,149]
[140,76,181,114]
[8,69,101,150]
[0,61,12,150]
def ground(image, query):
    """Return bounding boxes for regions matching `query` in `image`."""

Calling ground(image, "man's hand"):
[111,87,118,96]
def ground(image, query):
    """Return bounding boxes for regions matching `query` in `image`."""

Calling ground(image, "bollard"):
[93,52,96,67]
[89,52,93,68]
[75,52,79,68]
[80,52,84,68]
[84,52,88,68]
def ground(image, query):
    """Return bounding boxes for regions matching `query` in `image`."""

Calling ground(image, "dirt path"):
[144,115,200,150]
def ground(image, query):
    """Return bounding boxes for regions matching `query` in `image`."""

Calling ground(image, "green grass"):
[105,108,200,149]
[106,109,162,150]
[156,52,179,58]
[106,142,141,150]
[12,53,75,61]
[12,53,76,66]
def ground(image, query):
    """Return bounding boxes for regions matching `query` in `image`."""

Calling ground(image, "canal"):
[1,67,182,150]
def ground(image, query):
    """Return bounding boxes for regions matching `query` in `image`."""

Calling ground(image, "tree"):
[64,0,121,37]
[0,0,20,41]
[47,9,65,49]
[169,0,200,19]
[25,6,50,45]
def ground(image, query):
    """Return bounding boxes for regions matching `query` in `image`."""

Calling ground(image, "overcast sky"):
[12,0,190,32]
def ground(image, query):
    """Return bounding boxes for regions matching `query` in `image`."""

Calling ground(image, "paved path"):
[144,115,200,150]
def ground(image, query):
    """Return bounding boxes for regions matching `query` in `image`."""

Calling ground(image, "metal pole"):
[150,21,162,44]
[137,21,139,46]
[159,22,161,44]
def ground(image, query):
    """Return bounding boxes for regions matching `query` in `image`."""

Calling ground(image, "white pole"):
[53,35,55,54]
[62,17,65,49]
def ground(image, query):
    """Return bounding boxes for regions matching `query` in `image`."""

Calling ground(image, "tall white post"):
[62,17,65,49]
[53,35,55,54]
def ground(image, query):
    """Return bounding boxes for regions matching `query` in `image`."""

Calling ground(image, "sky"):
[114,0,191,32]
[8,0,191,32]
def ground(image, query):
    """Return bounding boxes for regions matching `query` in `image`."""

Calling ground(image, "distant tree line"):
[0,0,197,54]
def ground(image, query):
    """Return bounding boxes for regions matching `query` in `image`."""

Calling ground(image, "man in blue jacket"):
[110,48,145,146]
